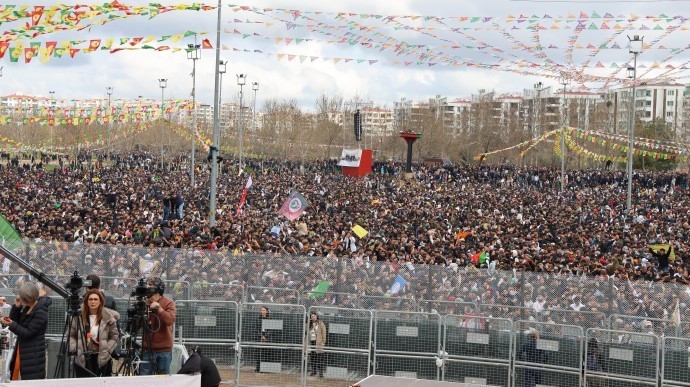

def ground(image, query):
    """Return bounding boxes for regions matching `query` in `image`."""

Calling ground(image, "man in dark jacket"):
[178,346,221,387]
[3,282,51,380]
[517,329,548,387]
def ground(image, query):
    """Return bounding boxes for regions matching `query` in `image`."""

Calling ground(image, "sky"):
[4,0,690,111]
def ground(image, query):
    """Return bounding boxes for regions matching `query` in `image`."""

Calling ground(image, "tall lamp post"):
[158,79,167,119]
[49,91,55,148]
[533,81,544,166]
[106,86,113,158]
[252,81,259,133]
[187,42,200,187]
[218,60,227,148]
[236,73,247,169]
[626,35,643,214]
[559,76,569,193]
[209,0,222,227]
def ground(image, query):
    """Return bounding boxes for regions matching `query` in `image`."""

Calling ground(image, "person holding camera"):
[140,276,176,375]
[68,289,120,376]
[2,282,51,380]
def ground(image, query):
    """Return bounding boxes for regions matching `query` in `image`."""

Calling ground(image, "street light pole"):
[208,0,222,227]
[187,42,200,187]
[533,81,544,166]
[236,74,247,169]
[106,86,113,159]
[626,35,643,214]
[218,60,227,150]
[158,79,167,119]
[252,81,259,133]
[49,90,55,149]
[559,77,569,193]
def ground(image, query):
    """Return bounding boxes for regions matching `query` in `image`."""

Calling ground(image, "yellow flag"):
[352,225,368,239]
[649,244,675,261]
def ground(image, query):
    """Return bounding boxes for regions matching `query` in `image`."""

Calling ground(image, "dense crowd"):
[2,151,690,329]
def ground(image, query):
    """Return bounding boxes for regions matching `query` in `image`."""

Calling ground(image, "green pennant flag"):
[0,214,24,253]
[307,281,331,299]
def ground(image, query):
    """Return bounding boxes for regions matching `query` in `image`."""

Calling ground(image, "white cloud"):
[3,0,690,110]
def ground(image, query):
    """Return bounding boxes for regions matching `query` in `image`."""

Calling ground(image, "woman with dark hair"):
[306,311,327,377]
[2,282,51,380]
[255,306,271,372]
[68,289,120,376]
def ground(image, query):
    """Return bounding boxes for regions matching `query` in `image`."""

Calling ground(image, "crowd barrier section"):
[480,303,538,322]
[441,314,512,386]
[359,296,417,311]
[175,300,238,371]
[513,320,583,387]
[609,314,689,338]
[301,291,359,310]
[238,303,307,386]
[585,328,659,387]
[245,286,301,305]
[661,336,690,387]
[418,300,478,316]
[190,282,243,303]
[165,279,191,300]
[305,306,373,386]
[545,308,607,330]
[372,310,440,381]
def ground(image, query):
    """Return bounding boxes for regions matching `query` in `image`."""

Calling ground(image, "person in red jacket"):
[140,276,176,375]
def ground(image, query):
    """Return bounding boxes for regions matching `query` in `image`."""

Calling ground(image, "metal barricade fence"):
[546,308,607,330]
[372,310,440,381]
[301,291,359,309]
[238,303,307,386]
[165,279,191,300]
[245,286,301,305]
[442,314,512,386]
[513,320,583,387]
[662,336,690,386]
[176,300,239,380]
[585,328,660,387]
[610,314,687,338]
[418,300,478,316]
[359,296,417,312]
[189,282,242,302]
[306,306,373,385]
[480,303,539,322]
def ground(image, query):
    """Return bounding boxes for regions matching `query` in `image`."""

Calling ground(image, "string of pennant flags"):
[1,3,690,89]
[476,127,690,163]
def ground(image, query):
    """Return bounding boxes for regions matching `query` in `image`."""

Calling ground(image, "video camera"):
[65,271,91,292]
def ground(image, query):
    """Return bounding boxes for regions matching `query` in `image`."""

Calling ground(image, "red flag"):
[236,176,252,216]
[201,38,213,49]
[31,6,44,26]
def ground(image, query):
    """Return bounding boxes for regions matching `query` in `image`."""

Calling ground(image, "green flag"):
[307,281,331,299]
[0,214,23,252]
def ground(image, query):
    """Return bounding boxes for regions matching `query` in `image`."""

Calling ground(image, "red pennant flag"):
[45,41,57,56]
[0,42,9,59]
[69,48,80,58]
[129,37,143,46]
[89,39,101,50]
[31,6,44,26]
[24,47,38,63]
[201,38,212,49]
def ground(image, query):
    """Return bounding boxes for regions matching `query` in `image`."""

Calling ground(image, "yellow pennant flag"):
[649,244,675,261]
[352,225,368,239]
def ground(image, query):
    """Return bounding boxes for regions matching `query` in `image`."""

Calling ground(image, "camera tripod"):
[116,296,155,376]
[54,280,96,378]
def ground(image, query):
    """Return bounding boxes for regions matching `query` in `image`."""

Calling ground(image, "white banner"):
[337,149,362,167]
[0,374,200,387]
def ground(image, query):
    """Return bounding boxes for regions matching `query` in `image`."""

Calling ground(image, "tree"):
[314,94,343,159]
[634,119,678,171]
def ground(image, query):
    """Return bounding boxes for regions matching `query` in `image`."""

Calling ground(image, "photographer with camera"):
[68,289,120,376]
[140,276,176,375]
[2,282,51,380]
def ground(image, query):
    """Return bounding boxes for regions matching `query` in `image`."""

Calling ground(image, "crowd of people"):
[1,151,690,328]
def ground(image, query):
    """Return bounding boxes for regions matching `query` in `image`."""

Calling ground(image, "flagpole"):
[208,0,222,227]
